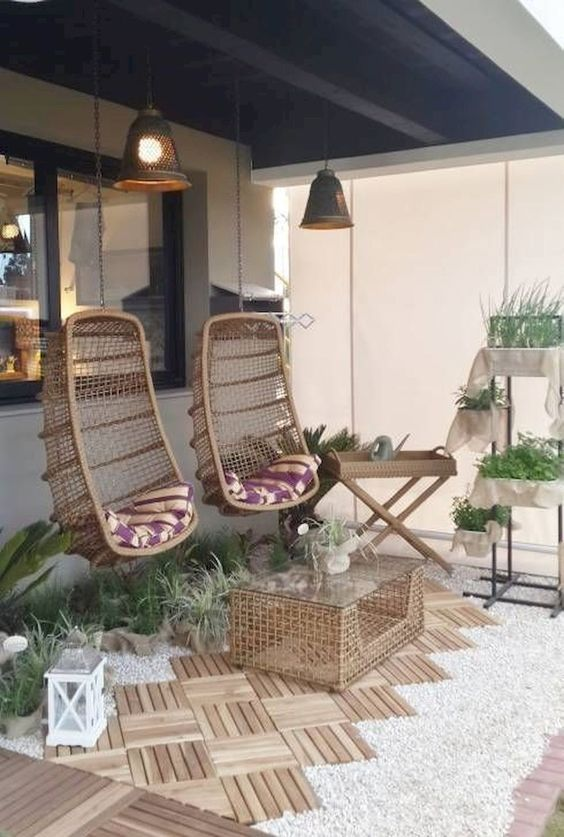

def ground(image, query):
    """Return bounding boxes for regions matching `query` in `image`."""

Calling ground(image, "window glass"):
[0,155,46,386]
[58,171,166,371]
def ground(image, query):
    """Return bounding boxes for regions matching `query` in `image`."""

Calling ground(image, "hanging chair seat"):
[41,310,198,565]
[224,454,320,507]
[191,313,320,515]
[104,481,195,549]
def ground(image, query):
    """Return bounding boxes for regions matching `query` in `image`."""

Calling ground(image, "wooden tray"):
[323,448,457,479]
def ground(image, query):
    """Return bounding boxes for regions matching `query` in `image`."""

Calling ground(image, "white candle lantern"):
[45,644,106,747]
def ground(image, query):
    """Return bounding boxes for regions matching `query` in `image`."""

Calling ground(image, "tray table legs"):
[340,475,453,575]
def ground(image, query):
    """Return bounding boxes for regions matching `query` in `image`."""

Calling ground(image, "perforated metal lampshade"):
[300,167,353,230]
[114,108,190,192]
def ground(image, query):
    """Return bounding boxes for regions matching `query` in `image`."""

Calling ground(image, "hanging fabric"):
[39,0,197,564]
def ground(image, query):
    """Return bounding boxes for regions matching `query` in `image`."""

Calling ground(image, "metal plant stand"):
[463,322,564,618]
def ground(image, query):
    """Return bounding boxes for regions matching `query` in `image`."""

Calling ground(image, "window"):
[0,155,47,393]
[0,132,184,404]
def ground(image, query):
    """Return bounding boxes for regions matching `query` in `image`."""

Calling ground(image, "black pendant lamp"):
[114,55,190,193]
[300,102,352,230]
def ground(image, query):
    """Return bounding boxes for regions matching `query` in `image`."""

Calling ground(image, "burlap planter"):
[445,407,508,454]
[0,706,42,739]
[451,521,503,559]
[470,475,564,509]
[466,347,564,439]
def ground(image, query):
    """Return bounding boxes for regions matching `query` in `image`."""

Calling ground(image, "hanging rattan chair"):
[190,313,320,514]
[40,309,198,566]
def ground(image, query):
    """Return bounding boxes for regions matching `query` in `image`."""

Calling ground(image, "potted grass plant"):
[466,281,563,437]
[446,384,508,454]
[294,517,358,575]
[470,433,564,509]
[450,496,510,558]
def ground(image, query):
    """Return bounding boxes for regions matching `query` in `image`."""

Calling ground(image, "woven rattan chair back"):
[41,309,197,565]
[190,313,319,514]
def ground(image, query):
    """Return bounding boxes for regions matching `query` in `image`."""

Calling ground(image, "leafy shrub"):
[455,384,506,411]
[0,522,70,605]
[450,497,510,532]
[478,434,562,481]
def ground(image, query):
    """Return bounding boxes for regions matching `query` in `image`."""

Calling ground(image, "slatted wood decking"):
[0,748,254,836]
[3,579,497,830]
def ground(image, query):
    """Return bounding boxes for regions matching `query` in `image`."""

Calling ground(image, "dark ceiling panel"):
[0,0,560,170]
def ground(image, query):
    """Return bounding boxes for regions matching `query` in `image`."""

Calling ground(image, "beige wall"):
[289,157,563,574]
[0,68,275,579]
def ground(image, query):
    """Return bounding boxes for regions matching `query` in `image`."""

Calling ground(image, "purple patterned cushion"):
[224,454,320,506]
[104,482,194,549]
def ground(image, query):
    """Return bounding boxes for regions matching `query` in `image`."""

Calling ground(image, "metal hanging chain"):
[146,48,154,109]
[234,77,243,312]
[92,0,105,309]
[323,99,329,169]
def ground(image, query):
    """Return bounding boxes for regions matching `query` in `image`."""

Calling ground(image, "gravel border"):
[257,566,564,836]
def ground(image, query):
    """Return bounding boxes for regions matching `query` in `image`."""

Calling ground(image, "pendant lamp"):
[300,102,352,230]
[114,55,190,192]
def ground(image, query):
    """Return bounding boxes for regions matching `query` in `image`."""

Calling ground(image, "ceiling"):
[0,0,562,170]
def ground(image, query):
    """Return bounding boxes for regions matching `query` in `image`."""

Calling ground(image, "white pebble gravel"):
[3,566,564,837]
[256,565,564,837]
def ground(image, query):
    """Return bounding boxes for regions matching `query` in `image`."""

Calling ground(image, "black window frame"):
[0,129,185,406]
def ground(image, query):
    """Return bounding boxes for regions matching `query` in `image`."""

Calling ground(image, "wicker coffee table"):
[229,556,425,691]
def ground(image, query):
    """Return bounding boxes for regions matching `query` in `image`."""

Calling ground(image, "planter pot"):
[470,475,564,509]
[451,522,503,559]
[445,406,508,454]
[0,706,42,739]
[467,347,564,439]
[317,539,357,575]
[190,632,226,655]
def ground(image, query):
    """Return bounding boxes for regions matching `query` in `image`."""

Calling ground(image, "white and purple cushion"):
[104,482,194,549]
[224,454,320,506]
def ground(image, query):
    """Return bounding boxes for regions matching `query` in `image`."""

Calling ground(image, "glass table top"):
[236,555,425,608]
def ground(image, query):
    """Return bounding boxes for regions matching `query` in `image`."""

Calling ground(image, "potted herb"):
[446,384,508,454]
[470,433,564,509]
[450,496,509,558]
[294,517,358,575]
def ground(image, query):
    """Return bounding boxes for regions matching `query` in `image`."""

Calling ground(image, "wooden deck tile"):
[47,750,132,783]
[127,741,216,786]
[262,692,347,731]
[353,653,450,689]
[172,653,237,683]
[222,766,319,824]
[96,790,254,835]
[433,605,498,629]
[407,625,475,654]
[45,717,125,761]
[207,731,297,777]
[150,777,235,820]
[120,709,201,748]
[282,722,376,766]
[244,669,319,698]
[182,673,257,707]
[115,680,190,715]
[195,699,277,739]
[333,685,416,722]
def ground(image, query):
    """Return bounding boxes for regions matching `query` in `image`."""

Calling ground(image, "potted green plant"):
[0,622,61,738]
[470,433,564,509]
[294,517,359,575]
[450,496,510,558]
[446,384,508,454]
